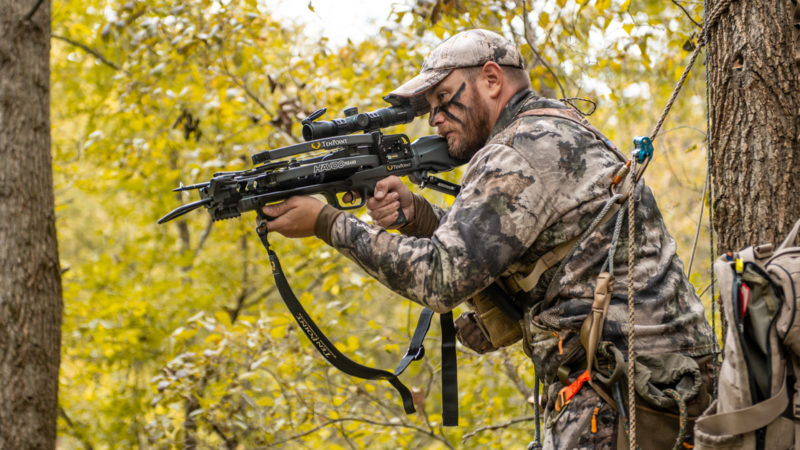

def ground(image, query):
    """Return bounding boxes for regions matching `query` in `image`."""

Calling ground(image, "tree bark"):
[0,1,62,448]
[708,0,800,252]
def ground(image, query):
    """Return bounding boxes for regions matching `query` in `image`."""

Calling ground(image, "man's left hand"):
[262,196,325,238]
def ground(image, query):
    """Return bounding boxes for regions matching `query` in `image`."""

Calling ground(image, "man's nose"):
[428,109,445,127]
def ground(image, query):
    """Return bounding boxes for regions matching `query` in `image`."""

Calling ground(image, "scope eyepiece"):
[302,104,415,141]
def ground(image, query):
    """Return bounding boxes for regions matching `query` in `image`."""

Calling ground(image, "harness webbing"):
[255,213,459,425]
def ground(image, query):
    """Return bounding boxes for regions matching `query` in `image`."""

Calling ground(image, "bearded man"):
[263,29,716,449]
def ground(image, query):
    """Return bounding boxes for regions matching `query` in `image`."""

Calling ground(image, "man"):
[263,29,716,448]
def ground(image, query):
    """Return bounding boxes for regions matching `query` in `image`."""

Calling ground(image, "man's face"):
[425,70,492,161]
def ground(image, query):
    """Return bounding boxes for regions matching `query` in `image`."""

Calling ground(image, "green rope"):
[664,389,689,450]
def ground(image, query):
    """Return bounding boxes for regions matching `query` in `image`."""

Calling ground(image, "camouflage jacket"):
[322,90,716,381]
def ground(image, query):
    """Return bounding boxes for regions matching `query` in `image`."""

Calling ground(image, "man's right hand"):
[365,176,415,229]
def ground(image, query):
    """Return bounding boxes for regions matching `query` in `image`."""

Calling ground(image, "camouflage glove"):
[454,311,498,354]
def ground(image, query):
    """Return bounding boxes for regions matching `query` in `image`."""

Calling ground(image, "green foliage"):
[53,0,716,447]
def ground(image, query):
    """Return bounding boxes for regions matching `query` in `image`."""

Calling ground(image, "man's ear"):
[481,62,504,99]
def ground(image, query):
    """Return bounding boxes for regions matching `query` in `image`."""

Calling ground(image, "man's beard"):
[446,91,492,161]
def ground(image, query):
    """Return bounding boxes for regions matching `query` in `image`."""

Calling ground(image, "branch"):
[269,417,454,449]
[227,257,316,322]
[518,0,566,99]
[218,60,303,144]
[209,421,238,450]
[192,217,214,258]
[58,407,95,450]
[461,415,536,442]
[501,357,533,400]
[672,0,702,28]
[51,34,129,74]
[23,0,45,22]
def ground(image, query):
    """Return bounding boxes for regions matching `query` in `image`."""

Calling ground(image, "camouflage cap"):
[384,29,524,115]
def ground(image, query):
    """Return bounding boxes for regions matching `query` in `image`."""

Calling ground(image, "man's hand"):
[366,176,415,229]
[262,196,325,238]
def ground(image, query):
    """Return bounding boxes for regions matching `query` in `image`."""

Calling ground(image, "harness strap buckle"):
[555,369,591,412]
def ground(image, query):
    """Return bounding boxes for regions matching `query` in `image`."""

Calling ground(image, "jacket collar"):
[487,88,537,141]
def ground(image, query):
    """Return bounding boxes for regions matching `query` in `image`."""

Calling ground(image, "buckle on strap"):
[555,369,591,412]
[404,345,425,362]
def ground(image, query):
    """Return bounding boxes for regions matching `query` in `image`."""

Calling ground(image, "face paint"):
[429,82,467,126]
[429,80,492,161]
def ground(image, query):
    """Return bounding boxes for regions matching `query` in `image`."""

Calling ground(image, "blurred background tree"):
[0,0,62,448]
[46,0,797,448]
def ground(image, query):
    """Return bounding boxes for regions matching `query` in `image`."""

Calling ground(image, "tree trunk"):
[0,1,62,448]
[708,0,800,252]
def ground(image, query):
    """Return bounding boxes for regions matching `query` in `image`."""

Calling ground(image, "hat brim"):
[383,68,452,116]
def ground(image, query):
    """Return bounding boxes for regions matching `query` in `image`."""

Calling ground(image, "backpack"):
[694,218,800,449]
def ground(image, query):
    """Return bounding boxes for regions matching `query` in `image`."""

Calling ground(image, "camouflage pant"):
[542,381,618,450]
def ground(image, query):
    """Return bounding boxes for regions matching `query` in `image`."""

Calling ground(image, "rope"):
[527,378,543,450]
[544,194,623,302]
[626,160,638,450]
[702,0,723,396]
[686,170,708,275]
[602,207,627,274]
[620,419,640,449]
[649,0,733,141]
[664,389,689,450]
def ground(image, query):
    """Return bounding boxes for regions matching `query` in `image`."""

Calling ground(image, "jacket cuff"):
[314,204,344,246]
[397,194,440,237]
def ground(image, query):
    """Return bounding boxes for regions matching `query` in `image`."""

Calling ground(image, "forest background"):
[51,0,713,448]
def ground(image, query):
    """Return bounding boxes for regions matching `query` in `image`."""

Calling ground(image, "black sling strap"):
[255,215,458,425]
[440,311,458,425]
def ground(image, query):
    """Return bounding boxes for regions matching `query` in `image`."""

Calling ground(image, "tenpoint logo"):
[313,159,358,174]
[311,138,348,151]
[387,161,413,172]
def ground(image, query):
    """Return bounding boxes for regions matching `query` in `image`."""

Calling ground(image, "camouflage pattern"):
[385,29,525,115]
[542,380,617,449]
[326,89,716,444]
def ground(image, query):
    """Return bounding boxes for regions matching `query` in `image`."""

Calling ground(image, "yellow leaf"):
[383,343,399,353]
[623,24,634,35]
[322,275,338,292]
[215,310,231,326]
[674,66,684,81]
[595,0,612,11]
[270,325,286,339]
[204,333,222,344]
[538,12,550,29]
[307,1,315,13]
[433,24,445,39]
[300,292,314,304]
[256,396,274,407]
[346,335,359,352]
[620,0,632,10]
